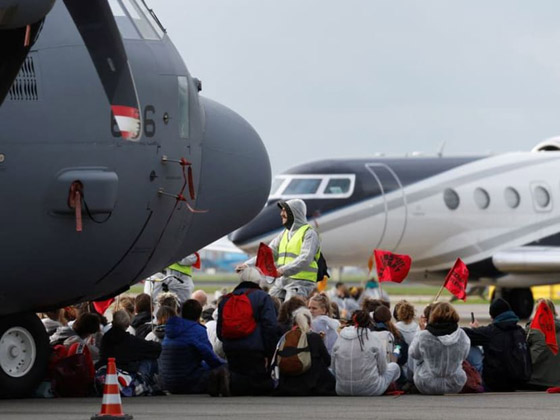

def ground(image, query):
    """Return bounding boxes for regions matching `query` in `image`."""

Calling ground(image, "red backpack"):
[221,290,257,339]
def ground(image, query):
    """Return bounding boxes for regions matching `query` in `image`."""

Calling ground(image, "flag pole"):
[432,278,447,304]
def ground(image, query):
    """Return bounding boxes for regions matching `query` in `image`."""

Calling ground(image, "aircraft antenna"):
[437,141,446,157]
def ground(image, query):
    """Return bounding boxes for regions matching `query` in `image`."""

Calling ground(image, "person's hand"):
[235,263,248,273]
[469,320,480,328]
[276,267,284,277]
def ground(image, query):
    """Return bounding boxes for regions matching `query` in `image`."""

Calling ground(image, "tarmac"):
[1,392,558,420]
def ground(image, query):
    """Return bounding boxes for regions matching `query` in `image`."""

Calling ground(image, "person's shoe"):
[207,369,220,397]
[218,367,231,397]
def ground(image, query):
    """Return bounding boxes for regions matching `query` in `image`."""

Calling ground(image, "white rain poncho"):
[332,326,400,396]
[409,327,470,394]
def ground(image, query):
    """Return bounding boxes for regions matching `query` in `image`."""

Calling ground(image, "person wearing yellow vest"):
[145,253,198,307]
[238,199,320,301]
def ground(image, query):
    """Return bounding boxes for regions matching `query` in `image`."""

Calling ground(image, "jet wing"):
[493,246,560,272]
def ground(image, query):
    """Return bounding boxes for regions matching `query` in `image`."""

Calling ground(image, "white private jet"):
[231,139,560,318]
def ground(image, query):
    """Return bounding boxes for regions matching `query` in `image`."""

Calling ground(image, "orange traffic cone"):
[91,357,133,420]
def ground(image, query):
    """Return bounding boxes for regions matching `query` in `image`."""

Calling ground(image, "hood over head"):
[278,199,307,232]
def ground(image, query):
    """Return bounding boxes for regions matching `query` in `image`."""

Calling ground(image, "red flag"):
[193,252,201,269]
[374,249,411,283]
[92,298,114,316]
[530,300,558,355]
[444,258,469,301]
[256,242,279,278]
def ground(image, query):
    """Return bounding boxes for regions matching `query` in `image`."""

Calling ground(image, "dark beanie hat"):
[489,298,511,318]
[374,305,392,323]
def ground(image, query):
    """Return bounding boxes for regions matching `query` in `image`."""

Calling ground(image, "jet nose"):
[230,200,281,251]
[183,97,271,251]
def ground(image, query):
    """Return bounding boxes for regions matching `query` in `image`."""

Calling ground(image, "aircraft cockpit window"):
[108,0,141,39]
[270,174,355,199]
[120,0,161,40]
[283,178,322,195]
[324,178,351,195]
[178,76,189,139]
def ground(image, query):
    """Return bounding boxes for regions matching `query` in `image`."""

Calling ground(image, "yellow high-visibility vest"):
[277,224,320,282]
[168,263,192,276]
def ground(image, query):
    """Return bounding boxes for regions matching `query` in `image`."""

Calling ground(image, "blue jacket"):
[159,317,223,392]
[217,281,279,358]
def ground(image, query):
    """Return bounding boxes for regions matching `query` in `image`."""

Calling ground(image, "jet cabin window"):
[271,174,355,199]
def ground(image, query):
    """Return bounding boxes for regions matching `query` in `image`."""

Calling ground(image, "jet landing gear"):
[0,313,49,397]
[491,287,534,320]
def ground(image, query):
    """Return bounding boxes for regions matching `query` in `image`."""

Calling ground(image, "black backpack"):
[505,326,532,383]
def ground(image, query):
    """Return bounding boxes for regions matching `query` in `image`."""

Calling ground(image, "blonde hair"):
[309,293,332,317]
[293,307,312,333]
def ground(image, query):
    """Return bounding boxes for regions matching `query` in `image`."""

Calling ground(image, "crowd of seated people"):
[37,272,560,398]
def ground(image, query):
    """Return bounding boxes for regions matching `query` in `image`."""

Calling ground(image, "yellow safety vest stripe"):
[168,263,192,276]
[277,224,320,282]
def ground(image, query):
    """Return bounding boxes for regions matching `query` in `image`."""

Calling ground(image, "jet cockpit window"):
[108,0,141,39]
[110,0,163,40]
[270,174,355,199]
[324,178,351,195]
[283,178,322,195]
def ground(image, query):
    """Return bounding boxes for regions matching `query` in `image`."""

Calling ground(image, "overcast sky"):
[155,1,560,176]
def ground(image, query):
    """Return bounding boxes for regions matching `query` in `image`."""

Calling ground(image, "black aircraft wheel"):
[501,288,534,320]
[0,313,49,397]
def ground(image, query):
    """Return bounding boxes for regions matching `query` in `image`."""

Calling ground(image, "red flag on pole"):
[256,242,279,278]
[193,252,201,269]
[93,298,114,316]
[444,258,469,301]
[530,300,558,355]
[374,249,411,283]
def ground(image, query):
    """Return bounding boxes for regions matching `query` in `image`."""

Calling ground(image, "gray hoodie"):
[332,326,390,396]
[409,328,470,394]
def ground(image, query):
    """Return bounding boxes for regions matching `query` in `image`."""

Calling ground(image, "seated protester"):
[159,300,225,394]
[204,302,225,359]
[131,293,153,339]
[371,306,408,369]
[409,302,470,395]
[275,308,336,396]
[48,313,101,396]
[217,267,279,396]
[464,298,531,392]
[332,310,400,396]
[50,312,101,360]
[96,310,161,380]
[308,293,340,356]
[114,295,136,334]
[394,300,419,346]
[42,310,64,337]
[145,305,177,343]
[192,290,208,308]
[277,295,307,335]
[332,282,360,319]
[526,299,560,389]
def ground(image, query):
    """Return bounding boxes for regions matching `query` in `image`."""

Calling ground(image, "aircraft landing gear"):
[491,287,534,320]
[0,313,49,397]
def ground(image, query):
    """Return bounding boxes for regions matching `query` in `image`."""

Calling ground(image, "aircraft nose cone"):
[183,97,271,251]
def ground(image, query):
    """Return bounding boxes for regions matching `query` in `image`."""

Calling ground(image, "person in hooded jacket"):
[131,293,153,339]
[217,267,279,396]
[526,299,560,389]
[308,293,340,356]
[332,309,400,396]
[463,298,530,392]
[159,300,225,394]
[275,308,336,396]
[236,199,321,301]
[409,302,470,395]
